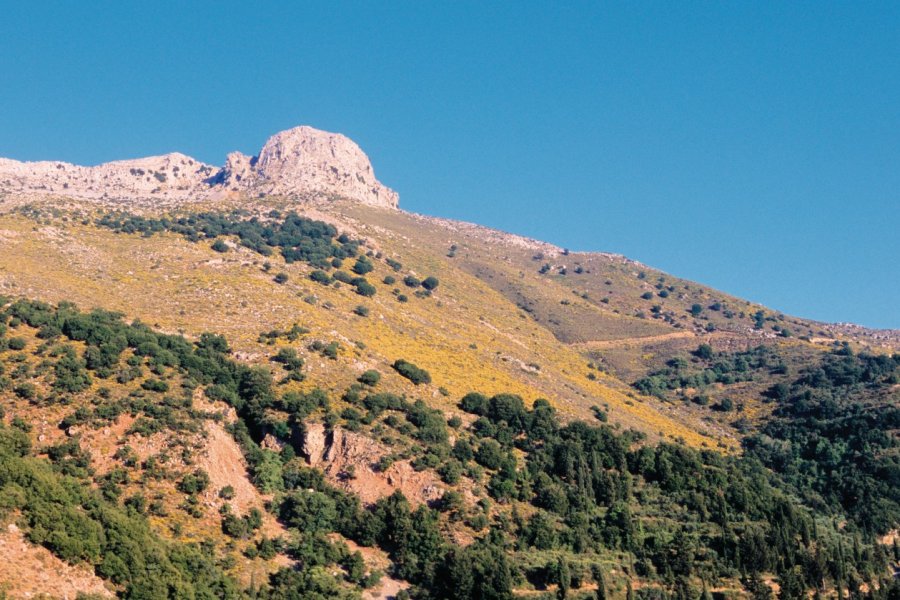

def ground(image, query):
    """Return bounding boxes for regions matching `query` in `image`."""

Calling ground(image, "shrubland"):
[0,203,897,599]
[1,298,897,599]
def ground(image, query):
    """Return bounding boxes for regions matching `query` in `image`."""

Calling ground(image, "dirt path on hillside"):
[572,330,696,350]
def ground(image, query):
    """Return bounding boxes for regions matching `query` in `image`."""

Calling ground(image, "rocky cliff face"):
[0,126,398,208]
[220,126,398,207]
[300,423,445,506]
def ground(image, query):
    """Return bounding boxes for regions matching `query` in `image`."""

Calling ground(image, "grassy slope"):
[1,196,897,598]
[0,205,718,449]
[339,202,900,435]
[2,196,896,452]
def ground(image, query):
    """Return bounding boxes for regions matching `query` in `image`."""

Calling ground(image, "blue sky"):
[2,2,898,328]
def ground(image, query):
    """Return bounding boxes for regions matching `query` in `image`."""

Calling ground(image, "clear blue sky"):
[2,2,898,328]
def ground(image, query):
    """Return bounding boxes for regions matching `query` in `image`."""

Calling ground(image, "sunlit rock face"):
[0,125,399,208]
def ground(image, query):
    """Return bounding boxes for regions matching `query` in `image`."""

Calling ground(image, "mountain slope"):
[0,127,897,599]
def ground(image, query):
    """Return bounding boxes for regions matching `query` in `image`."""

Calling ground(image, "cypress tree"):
[557,557,571,600]
[593,566,606,600]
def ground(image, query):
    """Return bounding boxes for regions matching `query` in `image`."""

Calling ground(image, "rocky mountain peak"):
[221,126,398,208]
[0,126,398,208]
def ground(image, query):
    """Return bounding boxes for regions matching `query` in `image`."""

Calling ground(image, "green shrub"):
[352,257,374,275]
[353,279,377,297]
[272,347,304,371]
[310,340,340,360]
[475,439,504,470]
[392,359,431,385]
[53,349,91,394]
[309,270,331,284]
[459,392,488,415]
[14,382,37,400]
[358,370,381,386]
[694,344,714,360]
[178,469,210,494]
[222,508,263,539]
[141,378,169,392]
[333,270,354,284]
[438,460,463,484]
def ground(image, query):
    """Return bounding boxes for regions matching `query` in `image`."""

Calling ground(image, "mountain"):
[0,127,897,600]
[0,126,398,208]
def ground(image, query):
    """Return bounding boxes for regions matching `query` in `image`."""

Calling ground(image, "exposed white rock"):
[226,126,399,208]
[302,422,328,466]
[0,153,217,201]
[0,126,398,208]
[221,151,254,187]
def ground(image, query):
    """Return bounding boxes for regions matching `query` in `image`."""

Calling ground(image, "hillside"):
[0,127,897,600]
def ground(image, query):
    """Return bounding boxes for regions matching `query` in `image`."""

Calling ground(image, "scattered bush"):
[353,279,377,297]
[392,359,431,385]
[694,344,714,360]
[272,348,304,371]
[178,469,211,494]
[310,270,332,284]
[352,257,374,275]
[14,382,37,400]
[333,270,354,284]
[358,370,381,386]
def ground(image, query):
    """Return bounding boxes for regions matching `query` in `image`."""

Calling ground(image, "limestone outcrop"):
[0,126,398,208]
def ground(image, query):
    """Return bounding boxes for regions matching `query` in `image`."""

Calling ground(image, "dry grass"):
[0,204,732,447]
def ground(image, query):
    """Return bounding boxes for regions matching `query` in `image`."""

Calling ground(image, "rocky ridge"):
[0,126,398,208]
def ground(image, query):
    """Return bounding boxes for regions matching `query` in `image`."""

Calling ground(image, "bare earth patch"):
[305,423,446,507]
[0,523,114,599]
